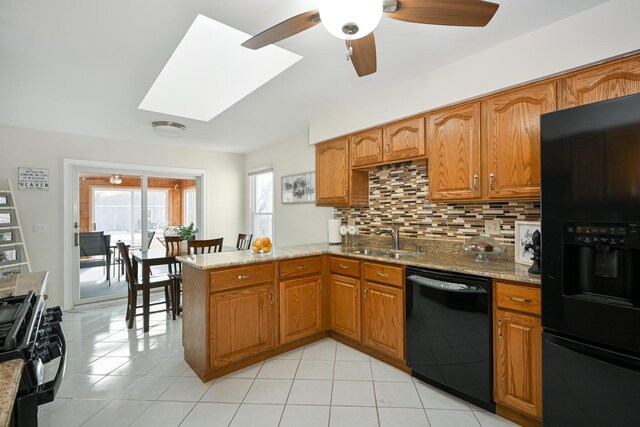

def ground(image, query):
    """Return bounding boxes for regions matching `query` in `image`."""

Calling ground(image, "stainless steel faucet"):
[375,225,400,251]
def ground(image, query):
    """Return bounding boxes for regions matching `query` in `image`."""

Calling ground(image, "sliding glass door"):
[73,170,200,305]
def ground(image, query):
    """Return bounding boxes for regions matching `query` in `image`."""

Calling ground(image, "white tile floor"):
[38,298,517,427]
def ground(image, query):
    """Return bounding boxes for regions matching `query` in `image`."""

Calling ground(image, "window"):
[93,188,168,246]
[250,169,273,241]
[183,188,196,227]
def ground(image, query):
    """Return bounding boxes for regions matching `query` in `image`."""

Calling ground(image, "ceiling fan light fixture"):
[152,121,187,138]
[319,0,382,40]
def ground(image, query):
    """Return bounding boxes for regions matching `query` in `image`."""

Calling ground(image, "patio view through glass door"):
[77,173,197,302]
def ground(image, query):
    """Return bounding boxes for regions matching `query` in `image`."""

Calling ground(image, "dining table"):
[131,245,238,332]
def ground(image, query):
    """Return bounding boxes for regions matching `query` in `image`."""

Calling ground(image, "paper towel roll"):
[328,219,342,244]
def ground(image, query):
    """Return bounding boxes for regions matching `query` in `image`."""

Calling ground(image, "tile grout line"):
[369,355,382,427]
[276,349,304,426]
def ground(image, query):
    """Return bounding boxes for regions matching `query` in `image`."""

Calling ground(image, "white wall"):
[245,135,333,246]
[309,0,640,143]
[0,125,245,308]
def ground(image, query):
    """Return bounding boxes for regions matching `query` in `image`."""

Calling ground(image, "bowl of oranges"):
[251,237,272,255]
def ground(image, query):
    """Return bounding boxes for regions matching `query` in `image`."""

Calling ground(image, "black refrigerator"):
[541,93,640,426]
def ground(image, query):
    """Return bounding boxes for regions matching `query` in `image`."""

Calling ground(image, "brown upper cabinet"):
[560,55,640,109]
[350,117,426,169]
[484,81,556,200]
[383,116,426,163]
[427,102,481,201]
[351,128,383,167]
[316,137,368,206]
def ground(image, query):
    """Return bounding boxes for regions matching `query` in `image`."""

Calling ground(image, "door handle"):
[74,232,79,247]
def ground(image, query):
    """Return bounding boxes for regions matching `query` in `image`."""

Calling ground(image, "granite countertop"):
[0,271,49,299]
[0,360,24,427]
[177,243,540,286]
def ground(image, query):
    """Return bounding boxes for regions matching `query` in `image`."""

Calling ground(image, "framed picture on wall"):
[281,172,316,204]
[515,221,541,265]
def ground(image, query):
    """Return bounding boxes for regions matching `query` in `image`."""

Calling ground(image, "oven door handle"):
[37,321,67,405]
[407,275,487,294]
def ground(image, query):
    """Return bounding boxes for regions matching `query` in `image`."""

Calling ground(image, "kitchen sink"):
[347,249,419,259]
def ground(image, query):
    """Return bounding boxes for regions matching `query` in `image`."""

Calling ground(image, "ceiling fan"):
[241,0,500,77]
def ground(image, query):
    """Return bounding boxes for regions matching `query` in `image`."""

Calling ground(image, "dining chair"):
[117,242,176,329]
[187,238,224,255]
[164,235,184,315]
[80,231,112,285]
[236,233,253,250]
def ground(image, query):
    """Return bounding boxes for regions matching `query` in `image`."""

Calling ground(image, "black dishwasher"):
[406,267,494,411]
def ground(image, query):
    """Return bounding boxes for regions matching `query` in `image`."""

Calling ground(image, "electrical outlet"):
[484,220,501,235]
[348,218,356,226]
[33,223,47,232]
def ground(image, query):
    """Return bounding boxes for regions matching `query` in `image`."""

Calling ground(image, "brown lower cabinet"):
[362,280,404,360]
[279,275,323,344]
[210,282,276,368]
[329,274,361,341]
[494,280,543,423]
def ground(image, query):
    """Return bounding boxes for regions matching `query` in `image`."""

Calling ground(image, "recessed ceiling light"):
[138,15,302,122]
[152,121,187,137]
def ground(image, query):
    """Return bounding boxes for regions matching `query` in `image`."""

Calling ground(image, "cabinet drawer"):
[363,262,403,288]
[280,256,323,280]
[330,257,360,278]
[209,262,275,292]
[495,281,541,315]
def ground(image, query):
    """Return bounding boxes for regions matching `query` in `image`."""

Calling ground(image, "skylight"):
[138,14,302,122]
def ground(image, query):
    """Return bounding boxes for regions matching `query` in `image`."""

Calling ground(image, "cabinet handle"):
[343,187,348,198]
[473,175,478,191]
[385,143,389,154]
[238,274,252,280]
[339,264,349,269]
[376,272,389,278]
[270,289,275,304]
[507,296,532,304]
[498,319,503,339]
[354,285,358,297]
[376,145,380,155]
[318,280,323,291]
[296,265,307,270]
[364,287,368,301]
[489,173,495,190]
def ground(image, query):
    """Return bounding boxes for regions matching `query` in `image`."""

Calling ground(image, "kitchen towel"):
[328,219,342,244]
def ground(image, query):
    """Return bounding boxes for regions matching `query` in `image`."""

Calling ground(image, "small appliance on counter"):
[327,219,342,244]
[541,93,640,426]
[463,234,504,262]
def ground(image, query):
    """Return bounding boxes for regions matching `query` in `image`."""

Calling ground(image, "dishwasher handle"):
[407,275,487,294]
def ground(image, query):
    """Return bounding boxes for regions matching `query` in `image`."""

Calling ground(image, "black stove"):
[0,291,66,427]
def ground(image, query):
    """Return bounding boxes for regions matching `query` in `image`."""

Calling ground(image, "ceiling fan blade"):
[348,33,377,77]
[385,0,499,27]
[241,9,320,50]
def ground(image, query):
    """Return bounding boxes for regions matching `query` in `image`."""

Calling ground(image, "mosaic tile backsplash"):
[335,163,540,246]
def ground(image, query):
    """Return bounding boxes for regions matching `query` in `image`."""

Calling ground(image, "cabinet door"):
[383,116,426,162]
[330,274,361,341]
[210,283,275,367]
[316,138,349,205]
[560,55,640,108]
[485,81,556,199]
[494,309,542,419]
[280,275,323,344]
[362,281,404,360]
[427,103,481,200]
[351,128,383,167]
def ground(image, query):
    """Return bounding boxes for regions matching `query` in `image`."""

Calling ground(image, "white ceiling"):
[0,0,610,153]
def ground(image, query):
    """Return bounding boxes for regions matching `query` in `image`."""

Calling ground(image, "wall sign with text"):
[18,168,49,191]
